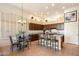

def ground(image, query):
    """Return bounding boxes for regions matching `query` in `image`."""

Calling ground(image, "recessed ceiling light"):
[51,3,55,7]
[62,6,65,9]
[45,6,48,9]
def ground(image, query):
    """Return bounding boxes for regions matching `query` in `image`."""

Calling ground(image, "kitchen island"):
[38,33,64,50]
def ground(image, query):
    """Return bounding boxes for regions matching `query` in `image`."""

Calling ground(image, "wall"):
[0,13,1,40]
[0,4,43,46]
[64,5,79,45]
[0,4,26,46]
[44,16,64,25]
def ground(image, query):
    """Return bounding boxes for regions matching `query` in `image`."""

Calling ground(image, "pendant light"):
[17,3,26,26]
[17,3,26,32]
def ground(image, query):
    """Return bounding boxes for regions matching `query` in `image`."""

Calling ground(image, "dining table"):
[17,35,27,50]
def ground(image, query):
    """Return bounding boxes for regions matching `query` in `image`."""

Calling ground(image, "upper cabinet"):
[29,18,64,30]
[44,24,57,29]
[29,23,64,30]
[57,23,64,30]
[29,23,43,30]
[43,23,64,30]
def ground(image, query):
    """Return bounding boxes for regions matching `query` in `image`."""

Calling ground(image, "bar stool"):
[50,35,59,51]
[45,35,51,48]
[38,34,45,46]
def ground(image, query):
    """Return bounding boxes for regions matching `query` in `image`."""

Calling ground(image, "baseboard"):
[64,42,79,45]
[0,39,10,47]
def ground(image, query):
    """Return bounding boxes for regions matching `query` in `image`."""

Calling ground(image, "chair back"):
[28,34,32,40]
[9,36,13,45]
[39,34,44,39]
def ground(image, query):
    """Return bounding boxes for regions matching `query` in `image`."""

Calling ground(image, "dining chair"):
[24,36,30,49]
[17,35,26,51]
[9,36,21,51]
[28,34,32,46]
[22,35,31,49]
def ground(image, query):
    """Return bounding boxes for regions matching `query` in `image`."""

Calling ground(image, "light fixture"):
[45,6,48,9]
[51,3,55,7]
[45,20,48,22]
[17,3,27,32]
[17,3,26,25]
[31,16,34,19]
[62,6,65,9]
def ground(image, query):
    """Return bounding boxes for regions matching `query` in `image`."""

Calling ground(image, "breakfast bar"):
[38,33,64,50]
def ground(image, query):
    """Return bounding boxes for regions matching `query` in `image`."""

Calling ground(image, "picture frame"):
[64,10,77,23]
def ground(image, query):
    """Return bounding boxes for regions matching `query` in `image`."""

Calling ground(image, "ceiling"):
[10,3,79,22]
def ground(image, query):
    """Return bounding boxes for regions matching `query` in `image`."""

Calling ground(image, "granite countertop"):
[52,34,64,40]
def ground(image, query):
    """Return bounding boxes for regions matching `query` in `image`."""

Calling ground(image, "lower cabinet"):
[30,34,39,41]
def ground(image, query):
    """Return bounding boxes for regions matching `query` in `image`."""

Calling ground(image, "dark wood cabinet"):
[44,24,57,30]
[29,23,64,41]
[43,23,64,30]
[30,34,39,41]
[57,23,64,30]
[29,23,43,30]
[29,23,64,30]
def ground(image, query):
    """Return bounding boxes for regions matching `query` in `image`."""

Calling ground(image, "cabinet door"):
[64,22,78,45]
